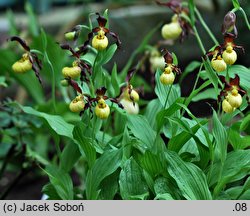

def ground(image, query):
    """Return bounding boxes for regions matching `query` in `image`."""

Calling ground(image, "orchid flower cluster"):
[10,13,140,119]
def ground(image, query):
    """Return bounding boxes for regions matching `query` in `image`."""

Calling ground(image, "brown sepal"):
[9,36,30,51]
[67,78,82,94]
[96,13,107,27]
[96,87,107,97]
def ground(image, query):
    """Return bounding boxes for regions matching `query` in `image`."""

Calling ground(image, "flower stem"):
[193,26,206,55]
[194,7,219,45]
[163,84,173,109]
[232,7,250,30]
[239,8,250,30]
[192,62,203,92]
[226,65,230,83]
[45,53,57,113]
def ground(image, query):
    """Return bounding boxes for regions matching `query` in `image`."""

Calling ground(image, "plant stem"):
[226,65,230,83]
[43,52,56,113]
[239,8,250,30]
[192,63,203,92]
[194,8,219,45]
[163,84,173,109]
[54,134,61,160]
[232,7,250,30]
[102,104,113,145]
[193,26,206,55]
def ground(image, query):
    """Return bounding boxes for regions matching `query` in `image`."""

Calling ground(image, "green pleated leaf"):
[212,110,228,163]
[203,59,219,94]
[165,150,212,200]
[184,80,211,106]
[127,114,156,149]
[98,44,117,65]
[144,99,162,130]
[137,150,165,177]
[210,150,250,191]
[154,193,174,200]
[19,105,74,139]
[111,63,120,97]
[42,183,61,200]
[73,123,96,168]
[119,157,149,200]
[154,177,180,200]
[86,149,122,199]
[156,98,184,132]
[192,88,217,102]
[229,127,250,150]
[59,142,81,172]
[99,170,120,200]
[240,114,250,132]
[168,119,207,152]
[43,165,74,200]
[200,65,250,92]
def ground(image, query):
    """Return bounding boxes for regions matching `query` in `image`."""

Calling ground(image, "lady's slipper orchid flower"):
[207,33,244,71]
[221,33,244,65]
[118,69,141,115]
[60,44,92,82]
[219,75,248,112]
[161,14,182,40]
[211,54,227,72]
[95,98,110,119]
[9,36,42,84]
[156,0,193,42]
[92,87,123,119]
[85,13,121,51]
[160,50,181,85]
[69,95,85,113]
[149,49,165,71]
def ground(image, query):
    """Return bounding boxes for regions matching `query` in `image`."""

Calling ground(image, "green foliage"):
[1,1,250,201]
[119,157,149,200]
[165,150,212,200]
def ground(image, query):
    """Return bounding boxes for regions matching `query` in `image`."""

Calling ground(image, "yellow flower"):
[160,66,175,85]
[161,15,182,40]
[211,55,227,72]
[12,53,32,73]
[95,98,110,119]
[92,29,109,51]
[227,89,242,108]
[69,95,85,112]
[62,61,81,79]
[222,45,237,65]
[222,99,235,113]
[123,86,139,102]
